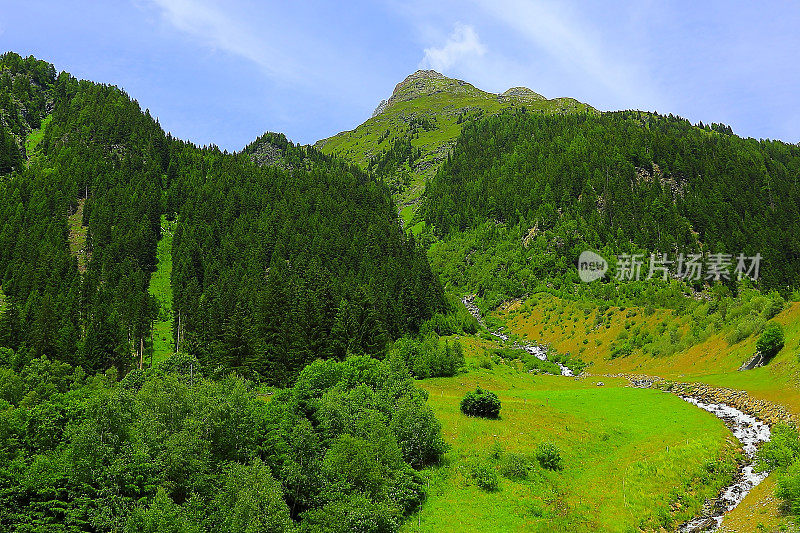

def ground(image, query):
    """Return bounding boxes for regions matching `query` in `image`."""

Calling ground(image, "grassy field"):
[67,198,89,273]
[149,216,175,363]
[482,293,800,530]
[406,363,740,532]
[497,294,800,417]
[24,114,51,158]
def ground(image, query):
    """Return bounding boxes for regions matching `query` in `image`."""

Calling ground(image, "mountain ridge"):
[315,69,595,223]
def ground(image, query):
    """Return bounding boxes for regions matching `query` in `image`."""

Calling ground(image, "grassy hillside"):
[67,198,88,273]
[316,70,595,210]
[24,113,51,159]
[406,365,739,532]
[149,215,175,363]
[494,294,800,416]
[468,293,800,532]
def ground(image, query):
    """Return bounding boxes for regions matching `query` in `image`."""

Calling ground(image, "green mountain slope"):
[316,70,595,210]
[0,52,444,381]
[421,109,800,304]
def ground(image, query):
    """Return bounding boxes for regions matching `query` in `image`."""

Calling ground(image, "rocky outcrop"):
[248,140,284,168]
[371,99,388,118]
[498,86,545,103]
[738,352,767,371]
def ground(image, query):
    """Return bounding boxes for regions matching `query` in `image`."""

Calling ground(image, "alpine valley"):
[2,52,800,532]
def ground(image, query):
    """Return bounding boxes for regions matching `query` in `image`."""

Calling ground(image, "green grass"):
[25,114,51,158]
[149,215,175,363]
[480,294,800,530]
[407,367,740,532]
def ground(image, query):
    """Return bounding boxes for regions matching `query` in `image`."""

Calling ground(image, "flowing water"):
[461,296,573,376]
[678,397,772,532]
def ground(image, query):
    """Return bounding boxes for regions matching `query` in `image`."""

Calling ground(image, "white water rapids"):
[678,397,772,532]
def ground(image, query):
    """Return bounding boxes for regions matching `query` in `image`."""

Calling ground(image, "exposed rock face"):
[633,162,687,199]
[248,140,284,168]
[371,99,388,118]
[739,351,768,371]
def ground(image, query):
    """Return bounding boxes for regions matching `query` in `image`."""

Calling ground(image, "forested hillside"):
[421,109,800,303]
[0,52,444,382]
[0,51,450,533]
[168,138,444,384]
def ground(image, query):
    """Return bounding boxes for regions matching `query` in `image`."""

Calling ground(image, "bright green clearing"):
[407,368,740,533]
[25,114,51,158]
[149,215,175,363]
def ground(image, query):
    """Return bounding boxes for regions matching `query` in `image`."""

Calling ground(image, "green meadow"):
[406,366,739,532]
[24,113,51,158]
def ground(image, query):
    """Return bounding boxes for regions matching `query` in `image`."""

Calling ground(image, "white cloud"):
[419,23,486,72]
[468,0,665,109]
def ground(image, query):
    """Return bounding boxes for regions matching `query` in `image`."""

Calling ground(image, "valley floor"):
[405,366,739,532]
[406,296,800,532]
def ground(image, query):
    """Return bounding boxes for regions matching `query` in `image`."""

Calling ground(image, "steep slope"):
[0,53,55,171]
[421,109,800,304]
[0,52,444,382]
[316,70,595,211]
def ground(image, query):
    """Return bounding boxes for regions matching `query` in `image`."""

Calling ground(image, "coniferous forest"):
[420,109,800,304]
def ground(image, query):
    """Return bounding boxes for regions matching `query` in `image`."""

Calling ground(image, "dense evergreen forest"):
[0,52,444,383]
[420,109,800,303]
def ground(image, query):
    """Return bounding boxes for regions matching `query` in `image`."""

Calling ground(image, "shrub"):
[500,453,530,480]
[756,322,785,362]
[535,443,563,471]
[388,335,465,379]
[757,425,800,472]
[470,463,499,491]
[777,460,800,517]
[460,387,501,419]
[726,315,765,345]
[755,424,800,516]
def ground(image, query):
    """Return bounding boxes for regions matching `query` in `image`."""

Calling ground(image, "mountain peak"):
[371,70,484,117]
[392,70,447,93]
[500,86,545,101]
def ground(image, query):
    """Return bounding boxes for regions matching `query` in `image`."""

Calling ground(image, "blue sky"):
[1,1,798,150]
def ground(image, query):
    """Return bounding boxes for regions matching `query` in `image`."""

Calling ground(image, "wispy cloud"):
[419,23,486,72]
[468,0,665,109]
[142,0,307,83]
